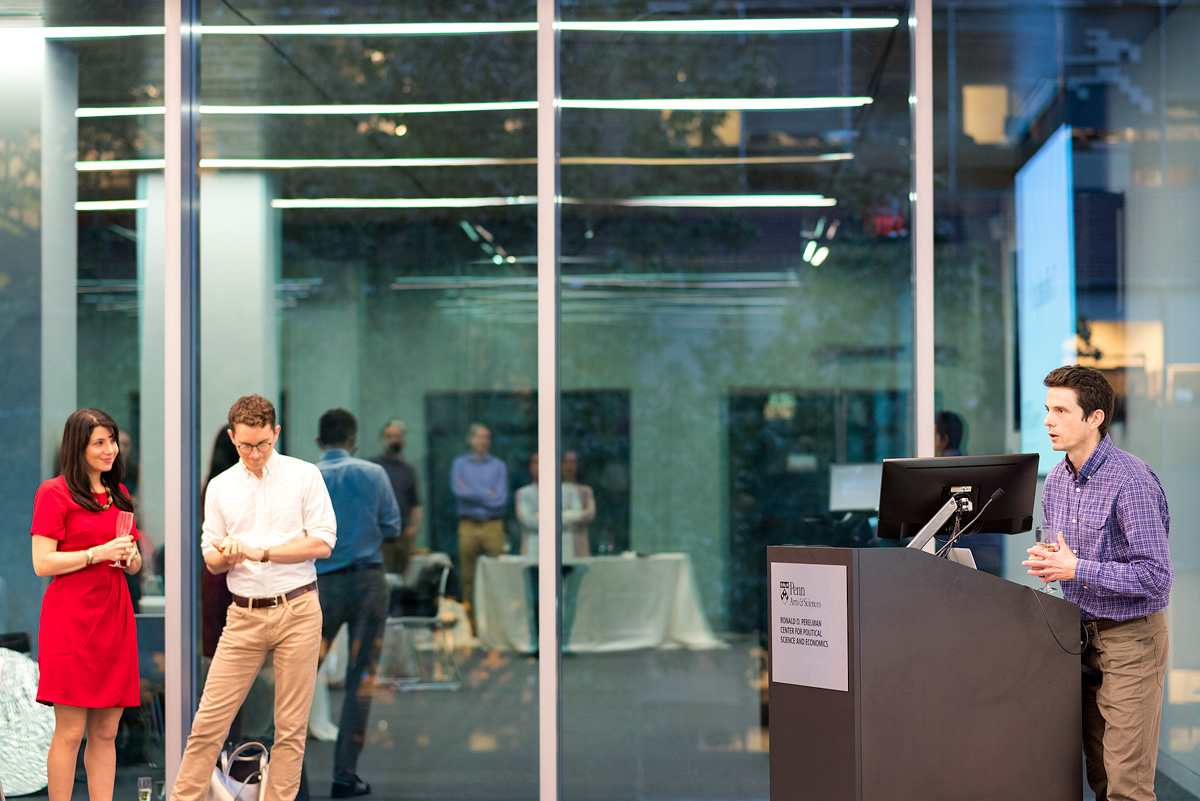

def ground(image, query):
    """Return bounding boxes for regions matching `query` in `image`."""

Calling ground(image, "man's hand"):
[1022,532,1077,583]
[218,536,248,565]
[402,525,417,540]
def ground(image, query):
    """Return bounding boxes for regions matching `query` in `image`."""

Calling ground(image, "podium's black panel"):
[768,546,1081,801]
[768,547,858,801]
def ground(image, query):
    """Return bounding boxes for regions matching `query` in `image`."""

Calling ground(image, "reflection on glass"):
[561,2,911,798]
[933,0,1200,790]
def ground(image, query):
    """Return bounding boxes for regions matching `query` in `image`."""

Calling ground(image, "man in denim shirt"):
[315,409,401,798]
[1023,365,1171,801]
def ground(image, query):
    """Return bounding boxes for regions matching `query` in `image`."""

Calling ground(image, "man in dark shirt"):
[368,418,423,577]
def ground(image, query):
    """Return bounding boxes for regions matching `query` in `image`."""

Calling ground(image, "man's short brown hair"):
[1043,365,1115,439]
[228,394,276,430]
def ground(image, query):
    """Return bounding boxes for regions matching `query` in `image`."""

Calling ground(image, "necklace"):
[96,484,114,511]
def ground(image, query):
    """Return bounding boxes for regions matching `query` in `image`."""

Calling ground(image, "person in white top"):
[169,395,336,801]
[516,450,596,559]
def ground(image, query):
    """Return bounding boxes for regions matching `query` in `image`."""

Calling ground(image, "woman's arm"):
[32,533,135,577]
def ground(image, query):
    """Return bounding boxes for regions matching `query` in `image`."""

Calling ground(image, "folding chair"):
[383,563,461,691]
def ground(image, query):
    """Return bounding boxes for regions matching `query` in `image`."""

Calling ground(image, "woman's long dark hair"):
[60,408,135,513]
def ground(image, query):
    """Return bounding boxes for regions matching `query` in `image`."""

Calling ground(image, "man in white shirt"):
[170,395,337,801]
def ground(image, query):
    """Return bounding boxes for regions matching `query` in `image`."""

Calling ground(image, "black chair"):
[383,563,461,691]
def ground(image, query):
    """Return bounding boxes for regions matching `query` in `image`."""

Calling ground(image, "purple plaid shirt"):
[1042,434,1172,622]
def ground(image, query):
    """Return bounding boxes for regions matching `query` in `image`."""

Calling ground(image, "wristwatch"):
[260,547,270,563]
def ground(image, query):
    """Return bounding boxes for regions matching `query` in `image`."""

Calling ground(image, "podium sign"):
[767,545,1081,801]
[769,562,848,691]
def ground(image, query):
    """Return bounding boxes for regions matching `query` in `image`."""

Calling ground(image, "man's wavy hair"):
[1043,365,1114,439]
[227,394,276,431]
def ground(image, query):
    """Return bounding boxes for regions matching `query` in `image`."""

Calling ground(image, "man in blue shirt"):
[451,422,508,624]
[1023,365,1171,801]
[315,409,401,798]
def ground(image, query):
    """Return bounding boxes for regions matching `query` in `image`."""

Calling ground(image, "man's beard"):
[386,442,403,456]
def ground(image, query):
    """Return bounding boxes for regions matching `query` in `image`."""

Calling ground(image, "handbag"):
[208,741,269,801]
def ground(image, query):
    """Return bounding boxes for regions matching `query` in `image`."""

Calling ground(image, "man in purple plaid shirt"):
[1023,365,1171,801]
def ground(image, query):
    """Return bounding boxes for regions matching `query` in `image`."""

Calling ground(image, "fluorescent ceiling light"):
[272,194,832,209]
[77,98,867,117]
[564,154,852,165]
[76,200,149,211]
[76,159,166,171]
[563,98,871,111]
[35,27,165,39]
[201,157,536,169]
[567,195,836,208]
[560,19,898,33]
[202,101,536,115]
[76,154,850,171]
[77,107,166,118]
[272,197,536,209]
[32,19,897,39]
[201,23,537,36]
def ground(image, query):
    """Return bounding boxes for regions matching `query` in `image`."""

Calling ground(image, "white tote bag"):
[208,741,269,801]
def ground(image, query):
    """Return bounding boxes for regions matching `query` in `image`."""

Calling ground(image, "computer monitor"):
[876,453,1039,545]
[828,463,883,512]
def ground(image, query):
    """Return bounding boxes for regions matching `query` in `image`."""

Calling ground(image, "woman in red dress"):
[31,409,143,801]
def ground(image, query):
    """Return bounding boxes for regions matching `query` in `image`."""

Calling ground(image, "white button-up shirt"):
[202,451,337,598]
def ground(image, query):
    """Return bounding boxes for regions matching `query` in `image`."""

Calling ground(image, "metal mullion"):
[536,3,562,801]
[164,0,199,787]
[912,0,935,456]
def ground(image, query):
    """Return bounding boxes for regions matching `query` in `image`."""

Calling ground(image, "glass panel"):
[195,3,537,798]
[0,3,168,796]
[935,0,1200,795]
[559,3,911,799]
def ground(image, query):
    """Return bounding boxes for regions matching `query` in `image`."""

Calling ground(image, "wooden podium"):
[767,545,1081,801]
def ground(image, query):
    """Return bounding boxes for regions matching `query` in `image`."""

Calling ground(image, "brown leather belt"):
[1082,615,1145,637]
[231,581,316,609]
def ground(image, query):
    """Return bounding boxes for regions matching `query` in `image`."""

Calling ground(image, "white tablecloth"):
[473,553,722,653]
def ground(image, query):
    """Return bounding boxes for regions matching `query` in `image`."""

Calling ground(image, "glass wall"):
[194,3,540,799]
[5,0,1200,799]
[933,1,1200,794]
[558,4,910,798]
[0,6,168,796]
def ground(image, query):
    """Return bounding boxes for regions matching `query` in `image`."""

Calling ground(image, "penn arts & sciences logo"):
[779,580,822,608]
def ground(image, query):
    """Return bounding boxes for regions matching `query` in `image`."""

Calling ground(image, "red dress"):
[31,476,141,708]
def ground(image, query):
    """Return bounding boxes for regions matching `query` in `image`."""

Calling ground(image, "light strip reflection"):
[272,195,834,209]
[75,154,852,171]
[562,97,871,111]
[560,19,899,33]
[76,200,149,210]
[34,19,897,39]
[77,98,868,117]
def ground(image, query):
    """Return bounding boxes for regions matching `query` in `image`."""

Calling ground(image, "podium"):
[767,545,1081,801]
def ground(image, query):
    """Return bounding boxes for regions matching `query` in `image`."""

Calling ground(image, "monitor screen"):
[876,453,1039,540]
[828,463,883,512]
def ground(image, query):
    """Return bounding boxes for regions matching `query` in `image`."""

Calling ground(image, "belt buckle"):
[255,595,282,609]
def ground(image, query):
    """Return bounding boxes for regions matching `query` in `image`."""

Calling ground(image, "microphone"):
[936,488,1005,557]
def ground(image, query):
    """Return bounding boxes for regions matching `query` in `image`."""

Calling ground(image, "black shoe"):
[331,778,371,798]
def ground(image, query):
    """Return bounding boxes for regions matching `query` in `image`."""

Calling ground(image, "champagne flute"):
[138,777,152,801]
[1032,525,1059,594]
[112,511,135,568]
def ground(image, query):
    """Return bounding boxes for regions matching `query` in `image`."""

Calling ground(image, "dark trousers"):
[317,569,389,784]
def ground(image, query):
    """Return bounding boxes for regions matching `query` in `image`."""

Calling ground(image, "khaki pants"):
[458,518,507,622]
[1082,609,1169,801]
[170,590,323,801]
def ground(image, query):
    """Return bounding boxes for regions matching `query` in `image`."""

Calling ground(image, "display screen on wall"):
[1016,124,1076,472]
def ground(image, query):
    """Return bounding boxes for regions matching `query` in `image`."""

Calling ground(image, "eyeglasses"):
[233,437,275,455]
